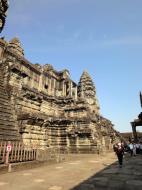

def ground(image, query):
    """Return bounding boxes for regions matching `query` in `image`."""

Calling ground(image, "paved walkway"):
[0,153,142,190]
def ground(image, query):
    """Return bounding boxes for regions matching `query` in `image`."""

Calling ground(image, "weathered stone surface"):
[78,70,100,114]
[0,37,121,152]
[0,64,20,140]
[0,0,8,32]
[7,37,24,57]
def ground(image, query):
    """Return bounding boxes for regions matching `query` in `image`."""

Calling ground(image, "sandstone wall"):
[0,38,121,153]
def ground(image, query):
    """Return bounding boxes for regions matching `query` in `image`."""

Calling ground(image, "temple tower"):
[78,70,100,114]
[7,37,24,57]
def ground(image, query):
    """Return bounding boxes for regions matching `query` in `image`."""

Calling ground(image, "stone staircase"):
[0,65,20,141]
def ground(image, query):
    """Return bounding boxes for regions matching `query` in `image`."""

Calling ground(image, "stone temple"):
[0,0,121,153]
[0,37,121,153]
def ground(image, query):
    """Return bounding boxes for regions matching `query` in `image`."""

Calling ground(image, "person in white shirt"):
[129,143,133,156]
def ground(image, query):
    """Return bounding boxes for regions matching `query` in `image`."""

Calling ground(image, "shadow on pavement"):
[70,154,142,190]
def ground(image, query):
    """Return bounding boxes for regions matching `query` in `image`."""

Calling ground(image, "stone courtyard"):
[0,152,142,190]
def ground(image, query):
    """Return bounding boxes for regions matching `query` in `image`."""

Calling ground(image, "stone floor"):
[0,152,142,190]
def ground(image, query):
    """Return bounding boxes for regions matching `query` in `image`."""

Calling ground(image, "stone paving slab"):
[0,153,142,190]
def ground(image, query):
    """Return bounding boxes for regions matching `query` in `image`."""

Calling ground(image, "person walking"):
[133,142,137,156]
[129,142,133,156]
[114,142,125,168]
[140,142,142,154]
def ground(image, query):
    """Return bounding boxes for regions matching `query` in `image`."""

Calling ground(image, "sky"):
[2,0,142,132]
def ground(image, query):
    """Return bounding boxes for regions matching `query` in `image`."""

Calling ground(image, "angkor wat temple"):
[0,0,121,153]
[0,37,121,153]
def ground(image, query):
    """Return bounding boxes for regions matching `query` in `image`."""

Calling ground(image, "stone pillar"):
[131,122,138,142]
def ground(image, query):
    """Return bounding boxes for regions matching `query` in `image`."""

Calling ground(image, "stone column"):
[131,122,138,142]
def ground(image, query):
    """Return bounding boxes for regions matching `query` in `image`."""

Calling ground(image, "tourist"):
[129,142,133,156]
[136,142,140,154]
[140,142,142,154]
[113,142,125,168]
[133,143,137,156]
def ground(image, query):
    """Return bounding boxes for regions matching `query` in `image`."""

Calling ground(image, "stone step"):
[0,109,13,116]
[0,96,9,102]
[0,97,9,104]
[0,89,6,95]
[0,77,3,79]
[0,118,15,125]
[0,123,17,129]
[0,111,14,119]
[0,86,6,93]
[0,81,5,86]
[0,88,7,95]
[0,92,9,99]
[0,127,18,133]
[0,105,12,112]
[0,102,13,109]
[0,79,4,83]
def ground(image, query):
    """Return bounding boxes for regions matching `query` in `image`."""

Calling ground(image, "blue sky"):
[2,0,142,132]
